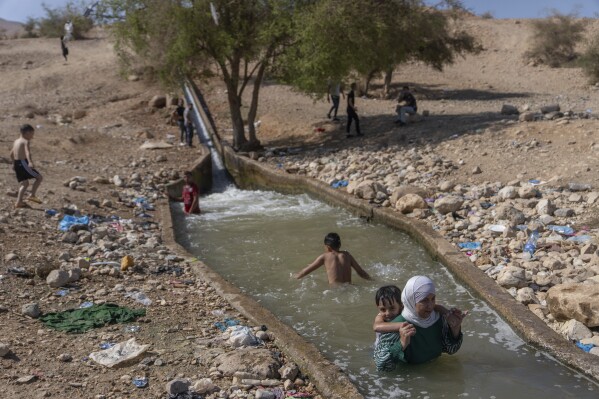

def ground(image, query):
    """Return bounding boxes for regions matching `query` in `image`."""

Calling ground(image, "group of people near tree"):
[326,83,418,136]
[295,232,466,369]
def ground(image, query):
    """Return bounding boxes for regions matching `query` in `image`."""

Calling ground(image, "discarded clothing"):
[214,318,240,332]
[40,303,145,333]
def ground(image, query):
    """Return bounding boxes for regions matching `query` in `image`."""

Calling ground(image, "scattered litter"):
[214,318,240,332]
[55,289,69,297]
[211,309,226,317]
[567,235,592,243]
[99,342,115,350]
[575,341,594,353]
[523,231,539,257]
[330,180,348,189]
[139,141,173,150]
[487,225,506,233]
[125,291,152,306]
[7,266,34,278]
[45,209,58,216]
[547,225,574,236]
[125,325,141,333]
[516,225,528,231]
[90,261,120,267]
[132,377,148,388]
[121,255,134,272]
[79,301,94,309]
[89,338,149,368]
[39,303,146,333]
[285,391,313,398]
[528,179,545,186]
[457,242,482,250]
[480,202,494,209]
[314,127,325,132]
[227,325,262,347]
[58,215,89,231]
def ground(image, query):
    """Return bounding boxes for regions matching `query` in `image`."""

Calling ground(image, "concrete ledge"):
[165,144,212,199]
[159,201,364,399]
[222,145,599,382]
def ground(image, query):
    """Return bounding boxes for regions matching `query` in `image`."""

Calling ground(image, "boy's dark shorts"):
[14,160,41,182]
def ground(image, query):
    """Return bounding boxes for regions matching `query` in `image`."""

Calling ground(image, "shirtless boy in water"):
[295,232,372,285]
[10,124,43,209]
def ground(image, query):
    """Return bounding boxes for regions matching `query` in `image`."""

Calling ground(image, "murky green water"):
[173,187,597,398]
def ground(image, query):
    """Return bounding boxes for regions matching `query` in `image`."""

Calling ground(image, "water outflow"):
[173,187,598,399]
[183,83,230,193]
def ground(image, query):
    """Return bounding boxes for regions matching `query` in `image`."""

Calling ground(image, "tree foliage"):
[526,11,586,67]
[35,1,95,39]
[277,0,480,97]
[100,0,479,149]
[580,34,599,84]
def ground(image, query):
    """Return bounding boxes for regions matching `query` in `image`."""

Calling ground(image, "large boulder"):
[433,196,463,215]
[498,186,518,200]
[395,194,428,214]
[495,205,526,224]
[212,349,281,379]
[546,283,599,327]
[354,180,377,200]
[149,95,166,108]
[559,319,593,341]
[497,266,527,289]
[47,270,69,288]
[536,199,556,216]
[389,186,430,205]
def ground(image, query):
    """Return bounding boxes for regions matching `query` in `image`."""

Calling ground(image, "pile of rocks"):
[264,144,599,350]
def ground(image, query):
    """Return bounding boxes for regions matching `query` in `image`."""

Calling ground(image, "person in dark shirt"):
[346,83,362,138]
[172,100,186,145]
[60,36,69,61]
[395,86,417,126]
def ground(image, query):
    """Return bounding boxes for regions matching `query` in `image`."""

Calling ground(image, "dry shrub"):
[580,35,599,83]
[525,12,586,67]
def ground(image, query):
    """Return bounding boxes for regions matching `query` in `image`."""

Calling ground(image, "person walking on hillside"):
[395,86,417,126]
[327,81,344,121]
[183,103,194,147]
[346,83,362,138]
[60,36,69,61]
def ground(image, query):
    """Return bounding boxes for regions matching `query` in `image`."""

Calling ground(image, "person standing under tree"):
[327,81,344,121]
[183,103,194,147]
[346,83,362,138]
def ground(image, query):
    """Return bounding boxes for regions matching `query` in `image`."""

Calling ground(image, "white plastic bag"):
[227,326,261,347]
[89,338,149,367]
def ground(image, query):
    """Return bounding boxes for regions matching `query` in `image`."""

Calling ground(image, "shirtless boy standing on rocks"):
[10,124,43,209]
[295,232,373,285]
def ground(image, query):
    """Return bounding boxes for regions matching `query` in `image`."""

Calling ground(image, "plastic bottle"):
[523,230,539,257]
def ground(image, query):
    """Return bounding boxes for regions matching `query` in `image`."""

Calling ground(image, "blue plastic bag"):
[576,341,594,353]
[457,242,482,250]
[58,215,89,231]
[547,225,574,236]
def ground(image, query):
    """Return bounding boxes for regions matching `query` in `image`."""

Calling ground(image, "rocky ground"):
[0,33,321,398]
[3,15,599,397]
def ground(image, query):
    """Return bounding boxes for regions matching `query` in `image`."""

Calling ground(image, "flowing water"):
[172,187,597,398]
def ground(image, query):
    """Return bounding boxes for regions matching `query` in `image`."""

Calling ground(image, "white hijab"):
[401,275,440,328]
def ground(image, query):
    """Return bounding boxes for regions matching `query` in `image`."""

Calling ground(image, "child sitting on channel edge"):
[373,285,452,347]
[295,232,373,286]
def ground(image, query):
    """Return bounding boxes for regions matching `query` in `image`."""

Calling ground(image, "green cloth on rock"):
[39,303,146,333]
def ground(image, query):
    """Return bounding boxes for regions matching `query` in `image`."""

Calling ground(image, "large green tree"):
[99,0,478,150]
[100,0,302,151]
[278,0,479,97]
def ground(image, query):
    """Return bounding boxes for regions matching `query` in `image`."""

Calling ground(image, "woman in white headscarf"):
[374,276,465,370]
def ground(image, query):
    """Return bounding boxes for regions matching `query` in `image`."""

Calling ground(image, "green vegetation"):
[525,12,586,67]
[580,35,599,83]
[21,1,94,39]
[100,0,479,150]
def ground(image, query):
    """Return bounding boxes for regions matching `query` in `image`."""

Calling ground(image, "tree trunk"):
[383,67,394,99]
[226,86,247,151]
[246,61,267,151]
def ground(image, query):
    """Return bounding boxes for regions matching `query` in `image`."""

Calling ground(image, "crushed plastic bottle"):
[45,209,58,217]
[523,230,539,257]
[125,291,152,306]
[125,325,141,333]
[132,377,148,388]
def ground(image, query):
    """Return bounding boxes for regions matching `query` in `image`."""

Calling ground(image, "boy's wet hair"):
[20,124,34,134]
[324,232,341,250]
[184,171,192,177]
[375,285,402,307]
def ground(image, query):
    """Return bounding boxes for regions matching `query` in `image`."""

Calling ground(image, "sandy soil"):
[2,15,599,396]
